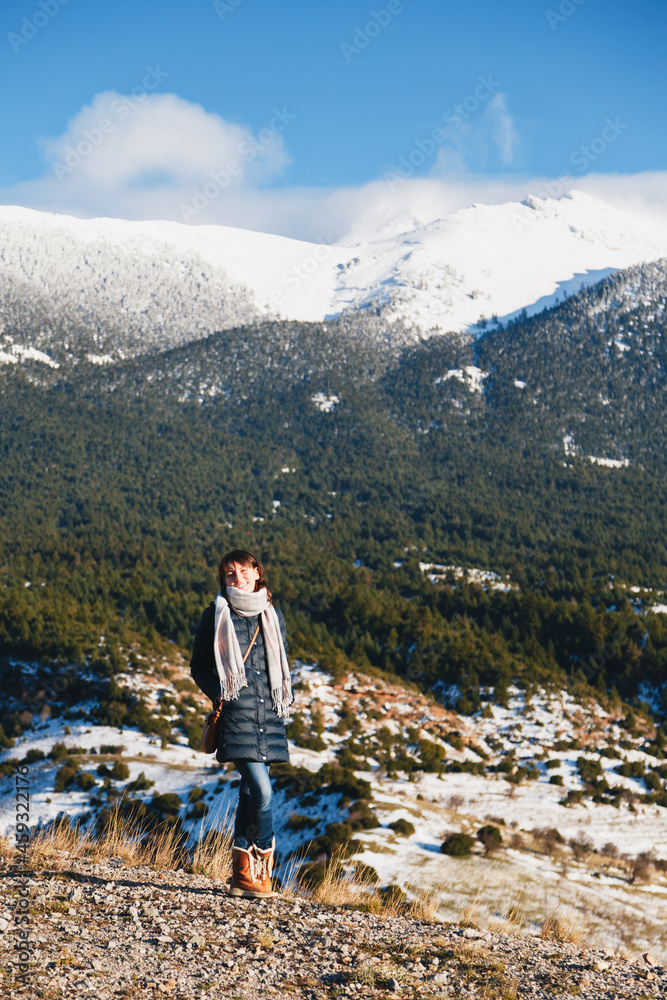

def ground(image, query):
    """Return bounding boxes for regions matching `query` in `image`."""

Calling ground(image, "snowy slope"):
[1,191,666,362]
[335,191,667,333]
[2,659,666,960]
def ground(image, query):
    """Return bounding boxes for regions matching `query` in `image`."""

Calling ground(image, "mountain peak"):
[1,192,666,358]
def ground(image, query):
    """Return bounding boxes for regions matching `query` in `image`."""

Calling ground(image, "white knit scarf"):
[213,586,292,719]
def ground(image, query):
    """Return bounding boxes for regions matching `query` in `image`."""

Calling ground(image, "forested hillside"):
[1,262,666,746]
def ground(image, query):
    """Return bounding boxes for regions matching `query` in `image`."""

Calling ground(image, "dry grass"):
[304,846,439,919]
[0,834,13,859]
[28,819,90,869]
[309,849,378,907]
[352,959,412,988]
[407,883,441,921]
[21,801,232,876]
[86,805,143,865]
[460,902,482,929]
[189,806,234,882]
[541,913,585,945]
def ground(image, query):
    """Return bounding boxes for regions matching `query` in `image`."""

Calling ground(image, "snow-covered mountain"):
[1,191,666,363]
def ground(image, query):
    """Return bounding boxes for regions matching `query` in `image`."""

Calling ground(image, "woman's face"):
[224,560,260,592]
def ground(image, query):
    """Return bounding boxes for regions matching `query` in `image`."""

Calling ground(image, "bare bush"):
[569,831,594,861]
[628,852,653,884]
[532,827,565,856]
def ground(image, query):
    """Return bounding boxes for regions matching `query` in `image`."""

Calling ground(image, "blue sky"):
[1,0,665,239]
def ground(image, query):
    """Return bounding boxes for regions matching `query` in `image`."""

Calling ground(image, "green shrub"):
[22,749,45,764]
[476,825,503,852]
[126,770,155,793]
[271,762,371,802]
[336,745,372,770]
[616,759,645,778]
[151,792,183,815]
[348,800,379,829]
[0,723,15,750]
[54,762,80,792]
[286,712,327,752]
[445,760,486,775]
[388,818,416,837]
[351,861,379,884]
[306,822,362,859]
[99,744,122,755]
[111,760,130,781]
[286,813,319,831]
[187,801,208,819]
[549,774,564,786]
[188,786,206,802]
[440,833,475,857]
[577,757,604,784]
[417,738,447,772]
[49,742,68,760]
[76,771,97,791]
[644,771,662,793]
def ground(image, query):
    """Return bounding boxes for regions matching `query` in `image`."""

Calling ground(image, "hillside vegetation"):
[1,263,666,747]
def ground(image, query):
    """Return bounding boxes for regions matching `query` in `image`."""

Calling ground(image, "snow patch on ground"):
[311,392,340,412]
[436,366,488,393]
[419,562,515,592]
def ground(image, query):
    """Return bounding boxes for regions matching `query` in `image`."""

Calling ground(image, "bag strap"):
[211,623,261,718]
[243,623,261,665]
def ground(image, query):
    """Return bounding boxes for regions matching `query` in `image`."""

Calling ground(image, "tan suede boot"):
[252,840,279,897]
[229,845,275,899]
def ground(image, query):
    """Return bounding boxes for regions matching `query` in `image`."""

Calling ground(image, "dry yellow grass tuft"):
[189,808,234,882]
[87,805,144,865]
[309,849,378,907]
[541,913,585,945]
[304,846,440,920]
[27,819,90,869]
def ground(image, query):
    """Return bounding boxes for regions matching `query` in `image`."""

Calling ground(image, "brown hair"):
[218,548,272,603]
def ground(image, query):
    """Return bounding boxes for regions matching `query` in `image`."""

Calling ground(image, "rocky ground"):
[1,854,665,999]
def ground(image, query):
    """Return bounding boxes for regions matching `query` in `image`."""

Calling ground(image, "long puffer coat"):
[189,601,290,764]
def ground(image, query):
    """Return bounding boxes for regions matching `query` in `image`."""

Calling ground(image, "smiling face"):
[224,560,260,593]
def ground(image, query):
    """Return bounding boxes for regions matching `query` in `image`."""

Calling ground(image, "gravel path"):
[1,856,665,999]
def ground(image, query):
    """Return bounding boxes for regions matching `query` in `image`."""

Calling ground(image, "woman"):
[190,548,292,898]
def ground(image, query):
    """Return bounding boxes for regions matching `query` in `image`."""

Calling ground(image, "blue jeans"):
[232,761,274,850]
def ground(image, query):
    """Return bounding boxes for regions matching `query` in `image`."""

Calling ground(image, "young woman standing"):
[190,548,292,898]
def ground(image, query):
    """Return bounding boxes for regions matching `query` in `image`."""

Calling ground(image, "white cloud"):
[2,91,667,245]
[431,91,520,174]
[30,90,290,213]
[484,93,519,167]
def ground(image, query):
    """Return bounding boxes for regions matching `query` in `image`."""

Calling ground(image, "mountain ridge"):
[2,191,666,366]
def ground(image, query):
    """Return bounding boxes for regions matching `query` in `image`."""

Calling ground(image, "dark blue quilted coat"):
[189,601,290,764]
